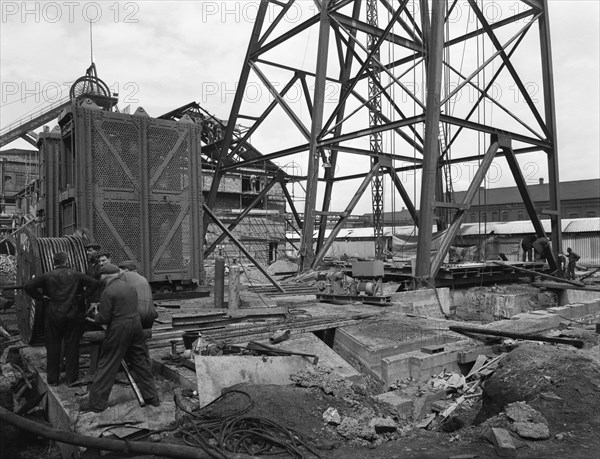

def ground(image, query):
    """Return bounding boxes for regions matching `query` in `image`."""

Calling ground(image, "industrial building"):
[291,217,600,266]
[363,178,600,227]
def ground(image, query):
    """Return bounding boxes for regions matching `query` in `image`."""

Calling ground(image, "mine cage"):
[36,97,204,289]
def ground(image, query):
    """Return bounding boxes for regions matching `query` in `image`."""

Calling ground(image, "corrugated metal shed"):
[459,218,599,236]
[287,218,599,240]
[285,218,600,265]
[563,218,600,233]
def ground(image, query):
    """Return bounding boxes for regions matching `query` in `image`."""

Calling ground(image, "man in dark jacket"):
[24,252,100,386]
[86,243,102,304]
[118,260,157,329]
[566,248,580,280]
[521,235,536,262]
[80,263,159,413]
[85,243,102,279]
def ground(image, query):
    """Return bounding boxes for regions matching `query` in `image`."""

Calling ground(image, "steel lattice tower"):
[203,0,561,284]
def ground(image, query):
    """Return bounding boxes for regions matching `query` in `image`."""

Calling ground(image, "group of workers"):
[520,235,580,280]
[23,242,159,413]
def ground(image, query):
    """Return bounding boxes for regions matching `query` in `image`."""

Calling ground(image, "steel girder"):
[204,0,561,279]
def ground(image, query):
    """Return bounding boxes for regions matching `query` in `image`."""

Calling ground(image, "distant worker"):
[80,263,159,413]
[566,248,580,280]
[532,236,550,261]
[24,252,100,386]
[118,260,157,329]
[556,252,567,278]
[521,235,537,262]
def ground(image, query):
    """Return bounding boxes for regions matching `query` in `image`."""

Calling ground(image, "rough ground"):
[209,342,600,459]
[160,341,600,458]
[2,314,600,458]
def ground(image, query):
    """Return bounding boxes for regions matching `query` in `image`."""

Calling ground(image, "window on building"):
[241,194,264,209]
[470,213,476,222]
[517,211,524,220]
[3,175,14,191]
[502,211,509,221]
[242,175,261,193]
[587,210,597,218]
[569,212,578,218]
[268,242,278,263]
[492,211,498,221]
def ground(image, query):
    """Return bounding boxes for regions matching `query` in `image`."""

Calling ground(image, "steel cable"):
[174,391,321,458]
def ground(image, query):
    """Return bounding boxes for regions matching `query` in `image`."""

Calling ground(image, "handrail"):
[0,97,70,136]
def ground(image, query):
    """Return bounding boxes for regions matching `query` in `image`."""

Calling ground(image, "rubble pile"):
[291,366,409,446]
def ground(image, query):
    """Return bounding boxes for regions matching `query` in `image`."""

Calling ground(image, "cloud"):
[1,1,598,216]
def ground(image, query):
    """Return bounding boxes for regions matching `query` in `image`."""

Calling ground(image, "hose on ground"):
[0,404,251,459]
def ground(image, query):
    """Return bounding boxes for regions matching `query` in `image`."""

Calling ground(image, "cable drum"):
[12,229,88,344]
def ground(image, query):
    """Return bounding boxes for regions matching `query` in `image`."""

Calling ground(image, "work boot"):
[79,399,105,413]
[144,397,160,407]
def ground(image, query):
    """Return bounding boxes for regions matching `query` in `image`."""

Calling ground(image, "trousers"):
[45,313,83,385]
[88,316,157,410]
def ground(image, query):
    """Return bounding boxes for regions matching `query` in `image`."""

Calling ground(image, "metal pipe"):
[214,251,225,309]
[0,406,225,459]
[228,265,240,310]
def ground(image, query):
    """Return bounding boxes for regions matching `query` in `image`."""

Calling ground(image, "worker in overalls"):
[80,263,159,413]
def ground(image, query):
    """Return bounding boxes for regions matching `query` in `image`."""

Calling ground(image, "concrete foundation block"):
[408,351,461,381]
[381,349,461,385]
[559,289,600,306]
[375,391,414,418]
[548,300,600,320]
[537,291,558,309]
[483,293,529,319]
[457,345,499,364]
[391,288,450,316]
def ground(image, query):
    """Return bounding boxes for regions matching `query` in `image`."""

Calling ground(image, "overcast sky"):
[1,1,598,215]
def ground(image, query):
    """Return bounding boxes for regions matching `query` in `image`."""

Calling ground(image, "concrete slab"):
[195,354,312,408]
[559,289,600,306]
[548,301,600,320]
[265,333,364,383]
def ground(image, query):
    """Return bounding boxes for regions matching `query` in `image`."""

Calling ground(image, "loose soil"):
[2,323,599,458]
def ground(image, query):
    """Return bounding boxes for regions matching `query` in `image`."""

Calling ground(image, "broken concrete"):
[375,391,414,418]
[491,427,517,457]
[513,421,550,439]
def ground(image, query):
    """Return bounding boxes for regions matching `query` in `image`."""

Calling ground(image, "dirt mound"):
[475,345,600,437]
[267,259,298,275]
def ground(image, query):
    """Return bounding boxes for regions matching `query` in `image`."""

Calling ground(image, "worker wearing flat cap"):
[118,260,157,329]
[80,263,159,413]
[85,242,103,304]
